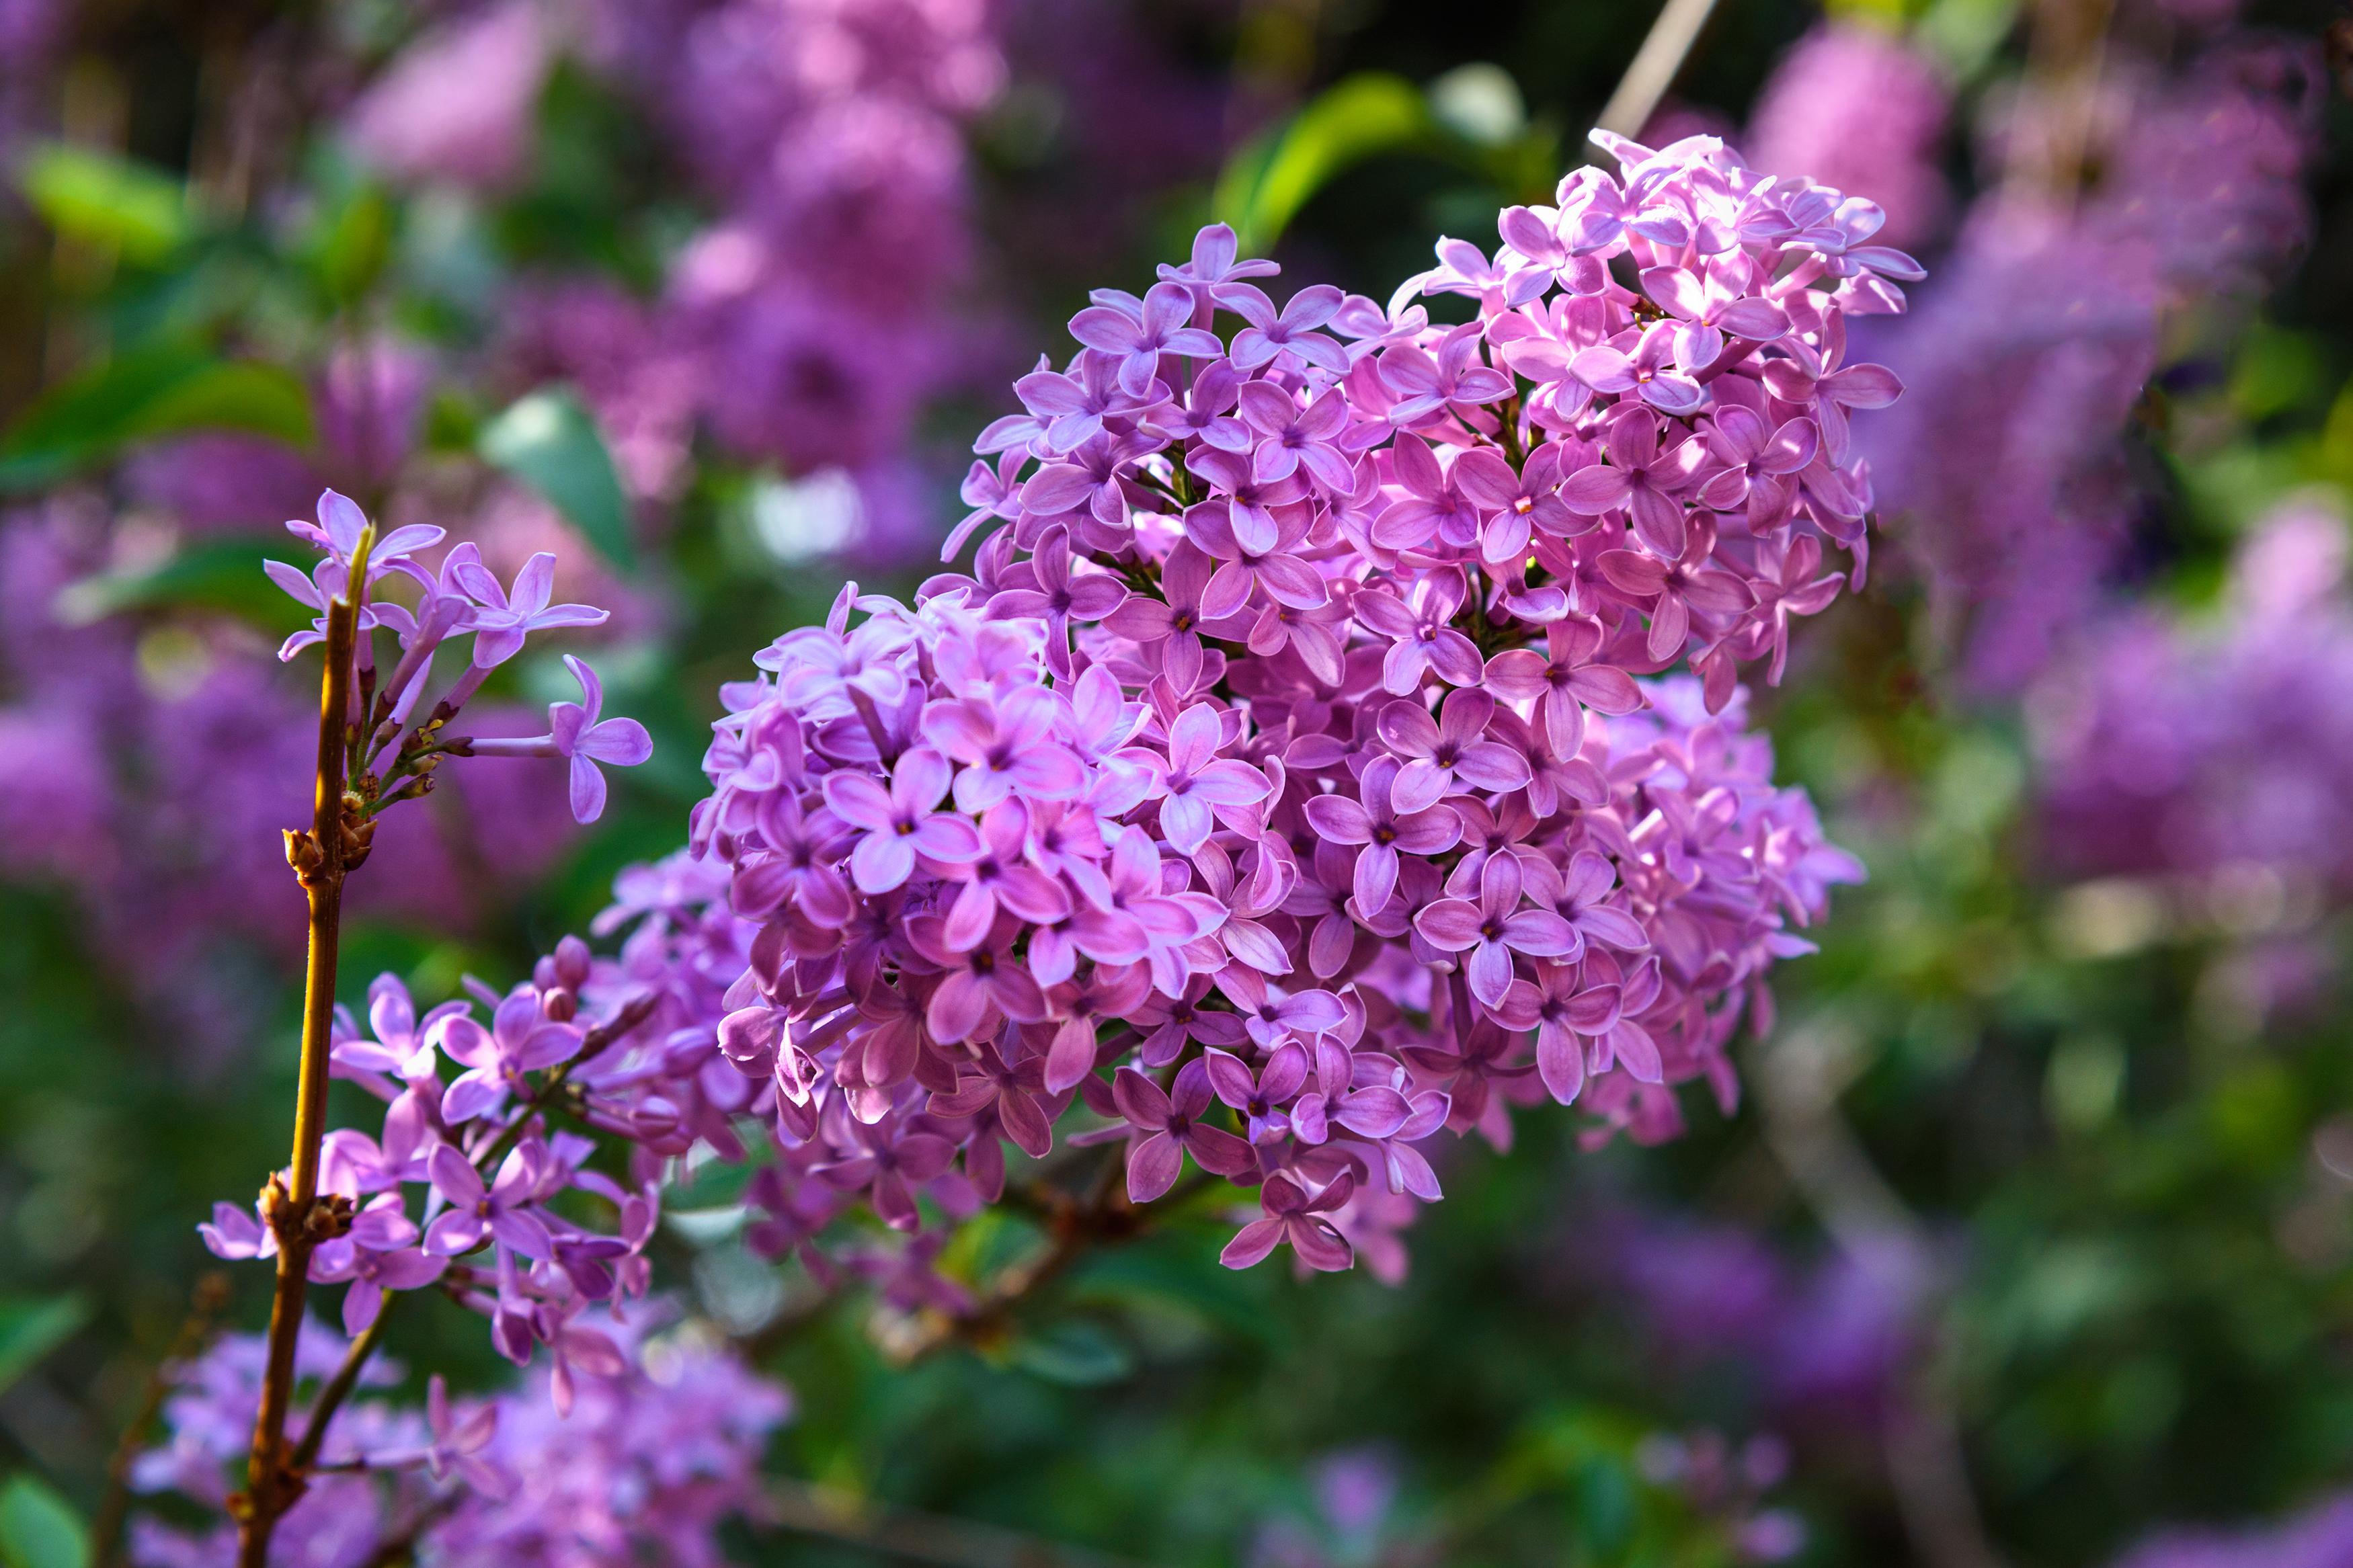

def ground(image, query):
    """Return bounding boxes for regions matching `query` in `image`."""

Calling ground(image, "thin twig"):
[883,1155,1215,1364]
[289,1303,396,1474]
[1753,1020,2007,1568]
[90,1273,233,1568]
[1594,0,1724,140]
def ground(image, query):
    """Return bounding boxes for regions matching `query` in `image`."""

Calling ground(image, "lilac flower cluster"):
[2032,501,2353,897]
[1856,40,2319,689]
[0,505,556,1057]
[200,949,696,1374]
[262,489,649,827]
[130,1314,787,1568]
[580,133,1894,1280]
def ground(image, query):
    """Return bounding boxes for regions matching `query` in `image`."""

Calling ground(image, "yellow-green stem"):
[238,529,371,1568]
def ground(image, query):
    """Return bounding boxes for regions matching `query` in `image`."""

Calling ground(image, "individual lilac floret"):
[465,656,651,823]
[286,488,445,575]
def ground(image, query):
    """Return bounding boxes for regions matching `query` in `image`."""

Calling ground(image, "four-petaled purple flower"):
[1220,1169,1356,1272]
[436,990,584,1125]
[1224,283,1349,376]
[1412,853,1579,1007]
[1068,280,1227,396]
[1113,1061,1255,1201]
[1149,702,1273,856]
[1562,406,1706,559]
[1378,688,1534,813]
[1302,757,1464,915]
[454,550,611,668]
[426,1143,554,1260]
[822,747,982,894]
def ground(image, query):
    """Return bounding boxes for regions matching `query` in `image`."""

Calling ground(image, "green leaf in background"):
[51,540,306,632]
[1915,0,2024,81]
[0,343,315,491]
[0,1477,85,1568]
[1067,1247,1277,1344]
[17,142,190,264]
[1007,1318,1135,1386]
[478,388,637,570]
[138,364,315,450]
[1213,73,1435,254]
[0,1297,85,1398]
[311,183,395,307]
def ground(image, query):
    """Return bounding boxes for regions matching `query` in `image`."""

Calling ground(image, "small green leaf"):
[1915,0,2023,81]
[1008,1319,1135,1386]
[0,344,315,491]
[313,184,395,307]
[0,340,208,486]
[0,1298,85,1397]
[478,388,636,569]
[18,142,190,263]
[1573,1455,1636,1560]
[138,363,315,450]
[0,1476,87,1568]
[52,540,306,631]
[1212,73,1435,253]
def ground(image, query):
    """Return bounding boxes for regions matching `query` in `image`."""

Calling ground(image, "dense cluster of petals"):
[195,140,1896,1410]
[266,490,650,823]
[201,944,721,1383]
[602,132,1894,1277]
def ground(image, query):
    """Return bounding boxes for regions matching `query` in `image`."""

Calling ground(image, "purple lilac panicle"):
[194,140,1894,1379]
[602,132,1893,1284]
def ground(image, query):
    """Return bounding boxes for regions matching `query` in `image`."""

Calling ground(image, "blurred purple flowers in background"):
[2030,497,2353,1012]
[1844,29,2320,689]
[1746,23,1952,252]
[128,1313,787,1568]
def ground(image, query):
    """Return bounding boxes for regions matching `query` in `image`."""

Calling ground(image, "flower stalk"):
[237,525,373,1568]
